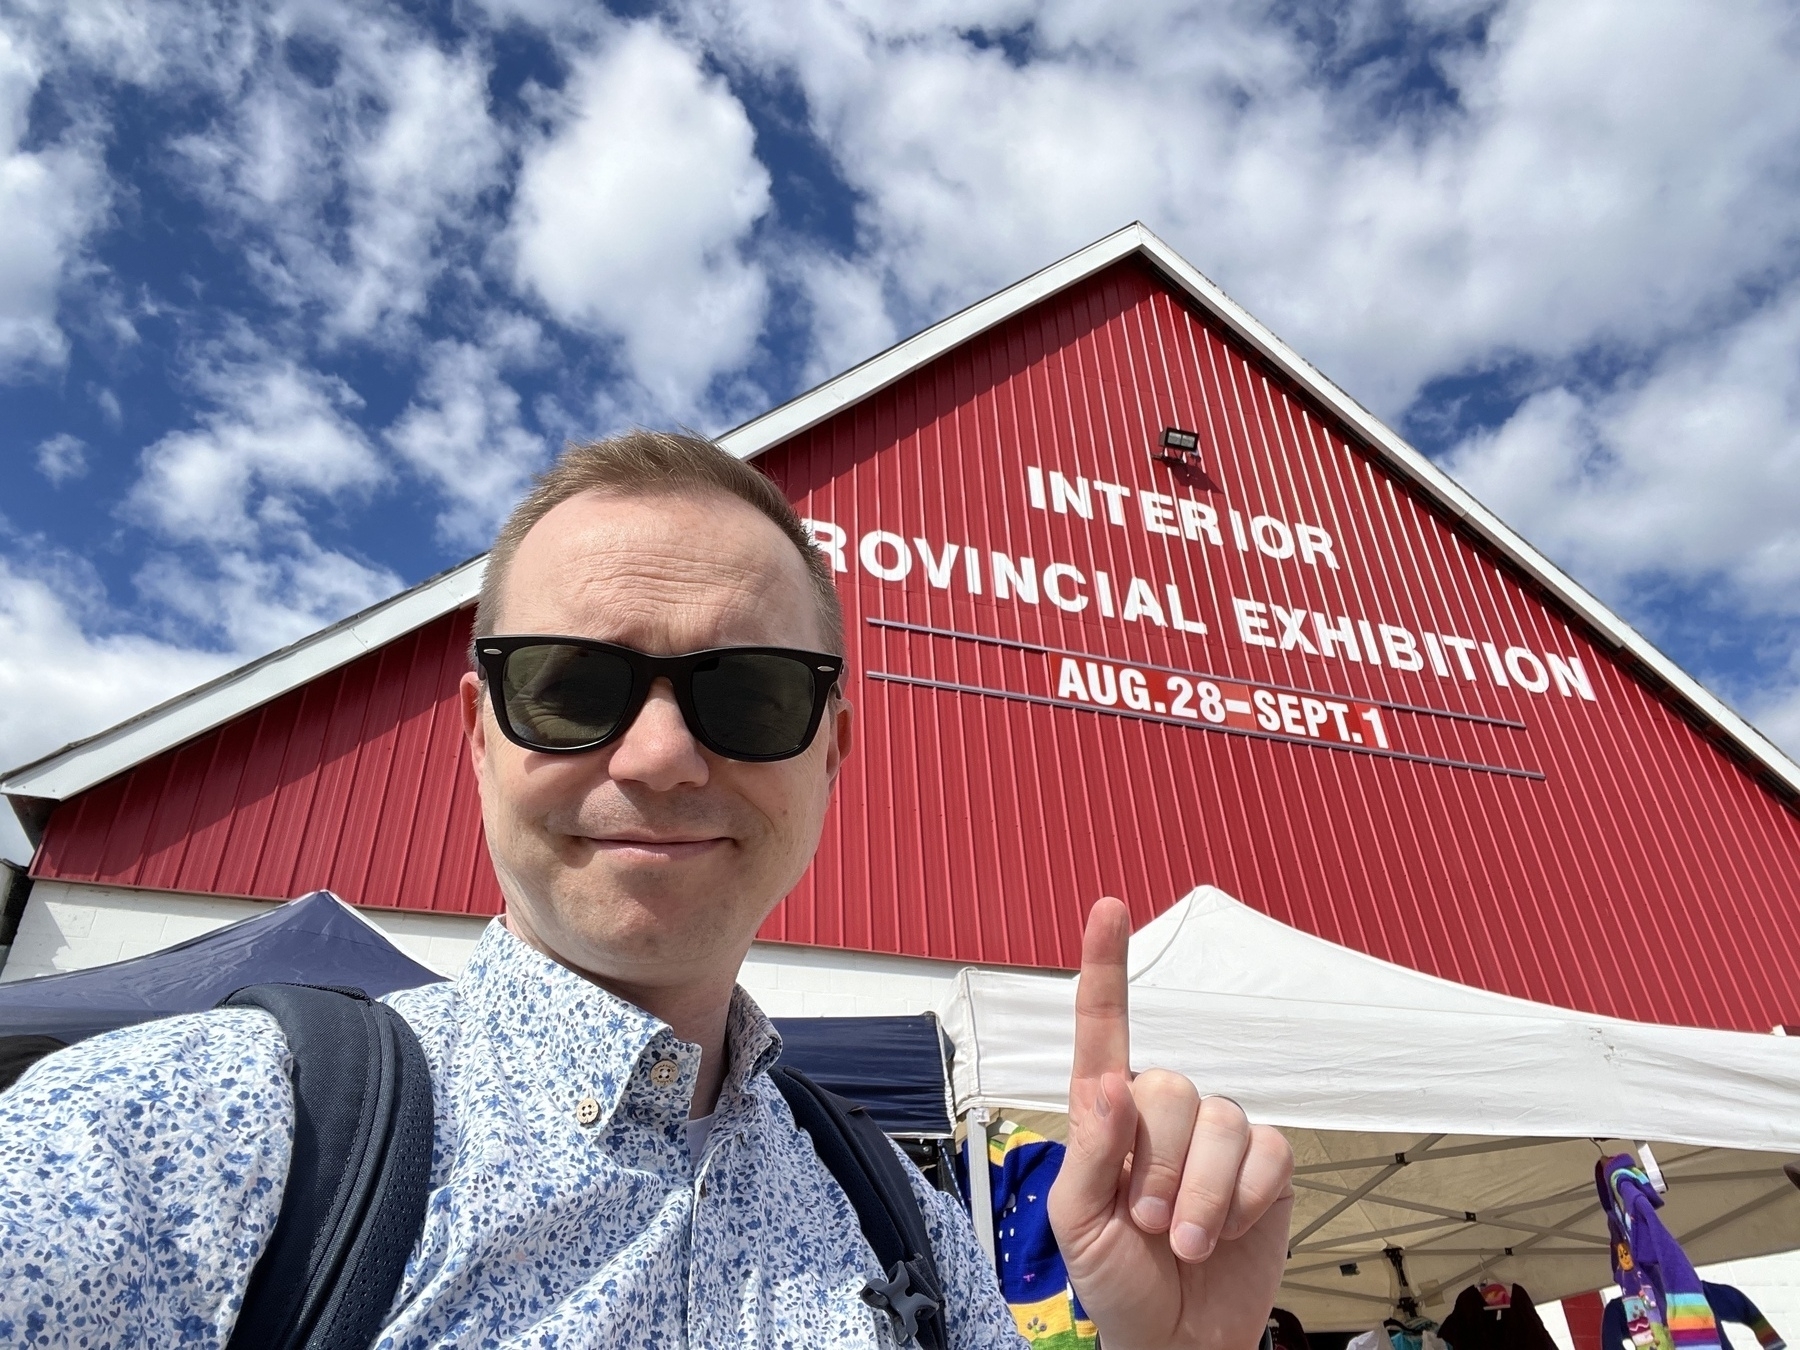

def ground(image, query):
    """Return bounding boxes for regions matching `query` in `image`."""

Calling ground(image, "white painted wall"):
[0,880,962,1018]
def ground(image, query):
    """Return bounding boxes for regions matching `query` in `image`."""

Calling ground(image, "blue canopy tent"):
[772,1014,954,1137]
[0,890,444,1044]
[0,892,955,1137]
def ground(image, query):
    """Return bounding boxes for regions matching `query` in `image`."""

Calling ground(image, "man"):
[0,432,1293,1347]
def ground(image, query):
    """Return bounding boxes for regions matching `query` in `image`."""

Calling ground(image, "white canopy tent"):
[941,887,1800,1328]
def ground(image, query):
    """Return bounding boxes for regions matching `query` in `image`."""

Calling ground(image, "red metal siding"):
[754,258,1800,1028]
[32,258,1800,1031]
[36,609,503,916]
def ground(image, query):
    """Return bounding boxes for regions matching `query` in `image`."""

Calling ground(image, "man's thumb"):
[1050,1070,1135,1245]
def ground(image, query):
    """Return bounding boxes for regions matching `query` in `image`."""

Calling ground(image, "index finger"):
[1072,896,1132,1082]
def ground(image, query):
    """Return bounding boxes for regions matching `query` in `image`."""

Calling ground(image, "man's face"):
[459,489,853,995]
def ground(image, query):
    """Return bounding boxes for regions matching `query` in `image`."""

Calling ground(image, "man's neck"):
[502,912,736,1116]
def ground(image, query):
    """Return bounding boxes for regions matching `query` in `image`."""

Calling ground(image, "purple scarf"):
[1597,1155,1720,1350]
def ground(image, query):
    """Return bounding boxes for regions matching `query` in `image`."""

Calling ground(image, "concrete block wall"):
[0,882,275,980]
[738,941,961,1018]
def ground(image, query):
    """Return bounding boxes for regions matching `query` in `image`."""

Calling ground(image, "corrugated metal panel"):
[754,257,1800,1028]
[35,609,503,916]
[32,258,1800,1030]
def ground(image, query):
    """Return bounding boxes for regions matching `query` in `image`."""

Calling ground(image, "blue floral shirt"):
[0,919,1023,1349]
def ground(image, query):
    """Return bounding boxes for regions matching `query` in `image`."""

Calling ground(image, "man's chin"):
[551,874,750,964]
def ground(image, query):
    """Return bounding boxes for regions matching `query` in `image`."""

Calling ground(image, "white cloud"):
[120,338,402,653]
[508,21,772,412]
[171,16,505,342]
[128,344,387,546]
[0,552,233,860]
[0,29,110,372]
[385,315,550,549]
[791,251,899,388]
[4,0,257,90]
[1748,672,1800,763]
[333,40,507,339]
[34,432,86,483]
[688,0,1800,417]
[1444,280,1800,617]
[133,535,401,656]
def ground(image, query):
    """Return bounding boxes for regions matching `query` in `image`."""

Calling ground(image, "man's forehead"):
[499,489,816,642]
[514,488,792,569]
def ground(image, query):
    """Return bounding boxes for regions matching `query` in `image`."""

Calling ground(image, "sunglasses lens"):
[690,652,821,758]
[501,643,634,749]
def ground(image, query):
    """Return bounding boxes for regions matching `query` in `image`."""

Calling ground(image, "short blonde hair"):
[475,430,843,655]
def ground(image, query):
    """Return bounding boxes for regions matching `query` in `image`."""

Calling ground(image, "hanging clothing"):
[964,1121,1097,1349]
[1349,1323,1448,1350]
[1439,1283,1561,1350]
[1603,1284,1787,1350]
[1269,1307,1312,1350]
[1597,1154,1722,1350]
[1704,1285,1788,1350]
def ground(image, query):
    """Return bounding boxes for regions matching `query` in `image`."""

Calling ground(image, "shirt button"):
[576,1097,601,1126]
[649,1059,680,1088]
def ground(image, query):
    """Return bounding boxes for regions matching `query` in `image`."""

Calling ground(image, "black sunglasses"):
[474,635,844,762]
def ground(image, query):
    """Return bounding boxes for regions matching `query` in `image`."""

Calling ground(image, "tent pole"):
[965,1108,997,1263]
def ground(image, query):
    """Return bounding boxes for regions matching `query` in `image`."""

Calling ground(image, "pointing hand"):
[1047,897,1295,1350]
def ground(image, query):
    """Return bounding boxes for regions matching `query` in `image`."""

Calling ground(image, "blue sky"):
[3,0,1799,860]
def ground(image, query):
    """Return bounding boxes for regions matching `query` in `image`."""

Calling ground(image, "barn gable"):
[29,609,497,915]
[7,225,1799,1030]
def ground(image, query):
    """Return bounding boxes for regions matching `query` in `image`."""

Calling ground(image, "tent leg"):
[965,1109,997,1264]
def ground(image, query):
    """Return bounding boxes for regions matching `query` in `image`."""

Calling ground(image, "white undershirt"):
[685,1112,716,1166]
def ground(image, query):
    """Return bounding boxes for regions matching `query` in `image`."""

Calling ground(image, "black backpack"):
[213,984,947,1350]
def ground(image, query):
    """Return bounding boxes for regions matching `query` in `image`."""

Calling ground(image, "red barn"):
[5,223,1799,1033]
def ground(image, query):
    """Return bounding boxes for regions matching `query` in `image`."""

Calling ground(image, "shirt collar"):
[456,918,784,1126]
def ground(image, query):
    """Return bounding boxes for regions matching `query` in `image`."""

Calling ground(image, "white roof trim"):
[1126,228,1800,798]
[715,224,1149,458]
[9,224,1798,810]
[3,557,485,803]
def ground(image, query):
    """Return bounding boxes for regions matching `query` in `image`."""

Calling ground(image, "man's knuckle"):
[1253,1124,1295,1170]
[1133,1068,1198,1109]
[1196,1095,1251,1137]
[1176,1176,1234,1220]
[1135,1155,1186,1195]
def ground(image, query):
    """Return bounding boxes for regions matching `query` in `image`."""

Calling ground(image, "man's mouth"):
[584,833,728,860]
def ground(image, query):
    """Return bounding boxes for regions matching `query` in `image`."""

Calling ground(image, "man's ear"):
[822,693,854,787]
[460,670,489,774]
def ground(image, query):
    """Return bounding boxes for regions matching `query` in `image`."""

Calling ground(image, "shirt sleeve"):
[895,1146,1027,1350]
[0,1008,294,1349]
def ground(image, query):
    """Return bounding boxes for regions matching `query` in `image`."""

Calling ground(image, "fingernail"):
[1093,1084,1111,1119]
[1172,1222,1213,1261]
[1132,1196,1171,1230]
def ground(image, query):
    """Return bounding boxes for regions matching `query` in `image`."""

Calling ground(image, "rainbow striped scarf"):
[1598,1155,1721,1350]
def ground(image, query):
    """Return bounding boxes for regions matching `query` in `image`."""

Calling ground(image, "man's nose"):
[605,677,710,789]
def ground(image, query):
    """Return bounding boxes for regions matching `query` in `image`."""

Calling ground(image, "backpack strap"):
[0,1033,67,1093]
[220,984,435,1350]
[770,1063,948,1350]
